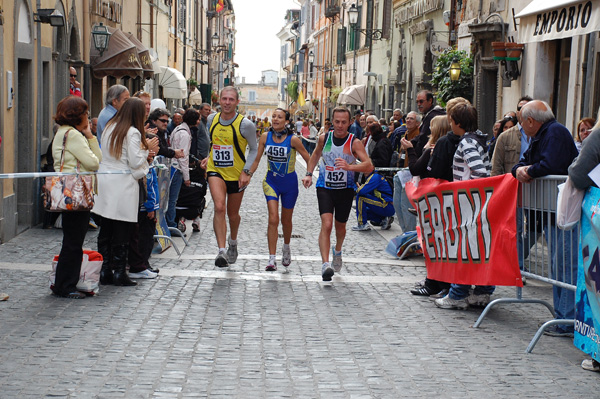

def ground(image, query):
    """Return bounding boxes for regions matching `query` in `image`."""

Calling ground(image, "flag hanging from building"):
[297,90,306,107]
[405,174,522,287]
[216,0,224,12]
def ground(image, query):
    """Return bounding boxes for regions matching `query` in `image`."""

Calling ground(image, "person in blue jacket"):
[127,142,161,279]
[352,171,395,231]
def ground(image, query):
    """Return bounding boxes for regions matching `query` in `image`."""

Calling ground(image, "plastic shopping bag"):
[557,177,584,230]
[49,250,103,295]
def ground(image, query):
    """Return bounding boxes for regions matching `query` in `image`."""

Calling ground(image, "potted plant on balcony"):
[311,98,320,109]
[211,90,219,105]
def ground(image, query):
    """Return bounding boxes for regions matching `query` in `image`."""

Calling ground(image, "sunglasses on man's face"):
[70,74,77,78]
[416,99,426,104]
[158,118,169,123]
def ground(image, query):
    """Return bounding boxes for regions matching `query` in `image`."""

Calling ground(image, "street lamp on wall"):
[91,23,111,56]
[211,33,229,53]
[33,8,65,27]
[348,3,383,84]
[449,58,461,81]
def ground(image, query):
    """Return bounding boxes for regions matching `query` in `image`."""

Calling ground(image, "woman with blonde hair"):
[401,115,450,178]
[93,97,159,286]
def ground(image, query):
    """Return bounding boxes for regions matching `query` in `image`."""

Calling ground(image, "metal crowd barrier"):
[473,175,577,353]
[0,163,188,257]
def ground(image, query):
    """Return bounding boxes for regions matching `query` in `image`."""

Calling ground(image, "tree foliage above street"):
[431,48,474,107]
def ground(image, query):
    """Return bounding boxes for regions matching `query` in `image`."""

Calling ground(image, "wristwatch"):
[243,168,253,176]
[305,172,313,177]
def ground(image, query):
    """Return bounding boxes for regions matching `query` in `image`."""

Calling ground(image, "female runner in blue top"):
[248,108,311,271]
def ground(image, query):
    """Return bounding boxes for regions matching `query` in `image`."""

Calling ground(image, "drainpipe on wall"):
[35,0,43,223]
[83,0,91,103]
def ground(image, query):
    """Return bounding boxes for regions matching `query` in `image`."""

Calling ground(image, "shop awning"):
[90,27,143,79]
[124,32,154,79]
[158,66,187,99]
[337,84,366,106]
[516,0,600,43]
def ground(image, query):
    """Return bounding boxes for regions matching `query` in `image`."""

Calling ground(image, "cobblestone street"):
[0,159,598,398]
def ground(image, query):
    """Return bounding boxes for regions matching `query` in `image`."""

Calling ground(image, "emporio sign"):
[517,0,600,43]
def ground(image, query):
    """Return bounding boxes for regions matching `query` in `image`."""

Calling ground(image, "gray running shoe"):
[331,246,343,272]
[282,245,291,267]
[434,294,468,310]
[380,216,394,230]
[227,238,238,264]
[215,250,229,268]
[322,262,334,281]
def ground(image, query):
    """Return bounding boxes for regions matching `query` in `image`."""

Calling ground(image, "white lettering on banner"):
[417,188,492,263]
[575,320,600,344]
[519,0,600,43]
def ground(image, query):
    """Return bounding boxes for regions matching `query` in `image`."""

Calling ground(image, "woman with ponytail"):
[247,108,311,272]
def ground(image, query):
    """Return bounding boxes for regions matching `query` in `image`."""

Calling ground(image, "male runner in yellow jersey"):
[201,87,258,267]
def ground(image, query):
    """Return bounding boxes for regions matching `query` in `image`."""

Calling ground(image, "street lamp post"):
[348,3,383,85]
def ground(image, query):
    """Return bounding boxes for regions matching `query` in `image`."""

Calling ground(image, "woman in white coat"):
[93,97,159,286]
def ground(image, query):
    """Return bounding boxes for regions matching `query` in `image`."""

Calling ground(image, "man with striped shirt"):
[435,102,494,310]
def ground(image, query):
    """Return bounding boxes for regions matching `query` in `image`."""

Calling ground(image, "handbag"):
[556,177,585,230]
[42,129,95,212]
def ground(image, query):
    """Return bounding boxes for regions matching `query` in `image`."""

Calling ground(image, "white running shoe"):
[282,245,291,267]
[128,269,158,279]
[352,223,371,231]
[434,294,469,310]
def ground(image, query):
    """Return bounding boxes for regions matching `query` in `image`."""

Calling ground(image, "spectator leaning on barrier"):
[434,102,494,310]
[512,100,579,337]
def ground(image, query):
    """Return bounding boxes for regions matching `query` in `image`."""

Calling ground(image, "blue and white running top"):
[316,132,357,190]
[265,131,296,177]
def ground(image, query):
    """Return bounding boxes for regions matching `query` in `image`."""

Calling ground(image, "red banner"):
[405,174,523,287]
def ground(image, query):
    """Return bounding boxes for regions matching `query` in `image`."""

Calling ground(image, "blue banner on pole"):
[574,186,600,361]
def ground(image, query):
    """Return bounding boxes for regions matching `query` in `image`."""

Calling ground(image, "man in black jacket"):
[512,100,579,337]
[412,90,446,157]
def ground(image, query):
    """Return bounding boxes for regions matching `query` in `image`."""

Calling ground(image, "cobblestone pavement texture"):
[0,159,598,398]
